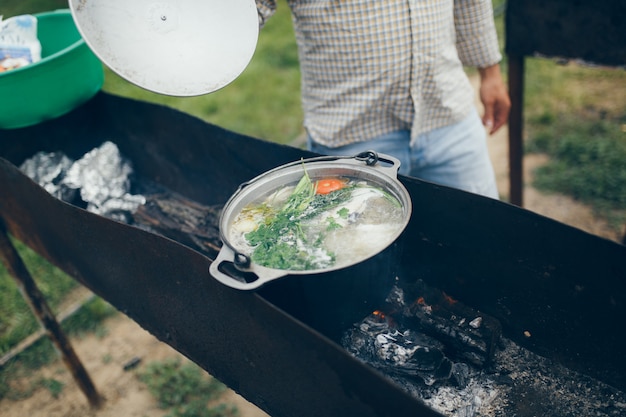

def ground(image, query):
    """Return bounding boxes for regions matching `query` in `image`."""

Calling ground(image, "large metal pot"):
[210,151,412,290]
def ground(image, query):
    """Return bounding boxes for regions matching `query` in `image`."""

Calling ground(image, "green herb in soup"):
[229,169,404,271]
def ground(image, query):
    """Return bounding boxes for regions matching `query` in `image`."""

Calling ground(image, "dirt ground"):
[1,77,623,417]
[2,301,270,417]
[480,83,623,244]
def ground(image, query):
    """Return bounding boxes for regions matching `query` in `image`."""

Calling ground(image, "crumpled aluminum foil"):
[20,151,76,202]
[20,141,145,222]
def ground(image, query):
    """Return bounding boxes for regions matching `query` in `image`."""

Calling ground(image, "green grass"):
[527,116,626,208]
[1,0,67,16]
[0,239,78,354]
[0,241,115,384]
[0,296,116,400]
[523,59,626,230]
[138,358,238,417]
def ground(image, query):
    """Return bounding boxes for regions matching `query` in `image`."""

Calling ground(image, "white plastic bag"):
[0,14,42,72]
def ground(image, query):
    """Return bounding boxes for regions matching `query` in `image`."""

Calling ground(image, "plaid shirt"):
[256,0,502,147]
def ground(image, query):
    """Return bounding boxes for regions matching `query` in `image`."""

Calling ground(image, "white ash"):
[361,334,626,417]
[343,285,626,417]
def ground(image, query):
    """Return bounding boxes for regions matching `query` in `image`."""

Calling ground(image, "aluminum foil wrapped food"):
[19,151,76,201]
[20,141,145,222]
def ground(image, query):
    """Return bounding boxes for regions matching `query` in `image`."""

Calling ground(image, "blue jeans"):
[307,110,499,199]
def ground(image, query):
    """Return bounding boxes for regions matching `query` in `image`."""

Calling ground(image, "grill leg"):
[508,53,525,207]
[0,221,104,409]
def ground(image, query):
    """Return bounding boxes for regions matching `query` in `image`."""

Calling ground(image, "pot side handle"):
[355,151,402,179]
[209,244,287,290]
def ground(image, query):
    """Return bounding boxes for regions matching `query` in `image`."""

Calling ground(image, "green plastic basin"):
[0,9,104,129]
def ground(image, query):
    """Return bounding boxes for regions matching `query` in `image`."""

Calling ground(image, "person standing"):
[256,0,510,198]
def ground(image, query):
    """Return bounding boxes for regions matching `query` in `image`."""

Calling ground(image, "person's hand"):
[478,64,510,134]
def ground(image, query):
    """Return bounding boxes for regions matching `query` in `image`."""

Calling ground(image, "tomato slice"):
[315,177,346,195]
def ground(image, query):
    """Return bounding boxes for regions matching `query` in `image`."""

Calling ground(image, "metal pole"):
[507,53,525,207]
[0,221,103,409]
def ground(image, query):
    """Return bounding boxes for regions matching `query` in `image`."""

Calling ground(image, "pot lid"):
[68,0,259,96]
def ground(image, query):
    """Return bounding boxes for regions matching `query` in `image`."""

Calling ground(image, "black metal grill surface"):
[1,93,625,416]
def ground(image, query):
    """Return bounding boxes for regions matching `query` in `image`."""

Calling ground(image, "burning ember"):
[341,280,626,417]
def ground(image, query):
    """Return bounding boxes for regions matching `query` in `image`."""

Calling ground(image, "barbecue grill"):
[1,92,625,417]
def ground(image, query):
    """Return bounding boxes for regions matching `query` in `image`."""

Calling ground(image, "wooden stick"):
[0,222,103,409]
[0,290,96,368]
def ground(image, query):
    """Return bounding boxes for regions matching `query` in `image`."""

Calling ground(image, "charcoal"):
[132,190,223,259]
[342,311,457,386]
[393,280,502,367]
